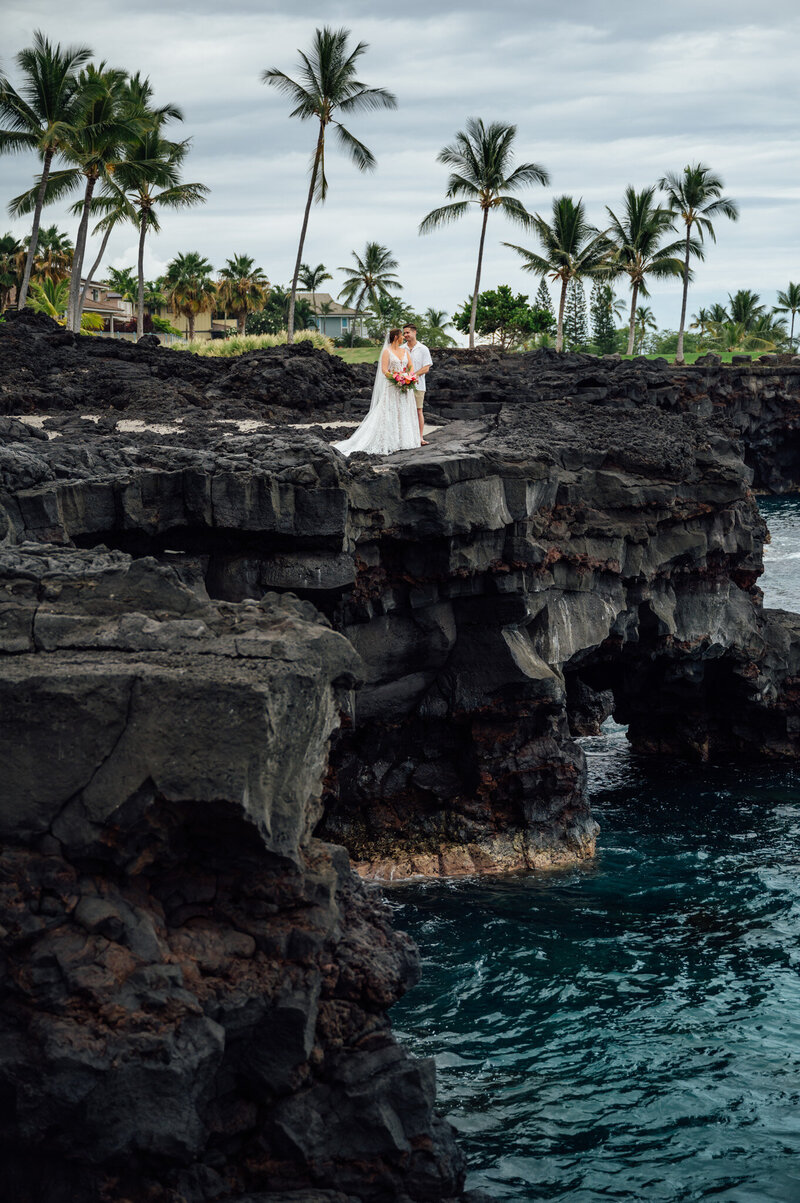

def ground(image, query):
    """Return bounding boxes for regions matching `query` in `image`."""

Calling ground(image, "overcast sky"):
[3,0,799,333]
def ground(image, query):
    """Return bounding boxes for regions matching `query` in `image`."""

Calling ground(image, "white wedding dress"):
[334,346,421,457]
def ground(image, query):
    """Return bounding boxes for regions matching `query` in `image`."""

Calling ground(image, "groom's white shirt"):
[407,340,433,391]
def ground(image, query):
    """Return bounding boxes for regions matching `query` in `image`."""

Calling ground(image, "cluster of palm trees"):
[103,252,271,340]
[0,223,73,313]
[0,31,207,334]
[4,25,791,362]
[421,151,738,358]
[267,25,746,361]
[689,285,800,354]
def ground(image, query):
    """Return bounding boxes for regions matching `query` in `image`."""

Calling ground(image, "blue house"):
[297,292,366,339]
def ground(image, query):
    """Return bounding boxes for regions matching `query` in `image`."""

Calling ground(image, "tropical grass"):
[180,329,334,357]
[335,346,381,364]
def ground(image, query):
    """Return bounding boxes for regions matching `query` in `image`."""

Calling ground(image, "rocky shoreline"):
[1,311,799,1202]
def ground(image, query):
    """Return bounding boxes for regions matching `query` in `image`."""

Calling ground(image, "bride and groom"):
[334,324,433,457]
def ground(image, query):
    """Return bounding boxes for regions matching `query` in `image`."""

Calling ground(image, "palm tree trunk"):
[136,213,149,340]
[79,225,114,321]
[468,206,490,350]
[626,283,639,356]
[17,149,54,310]
[791,310,796,352]
[67,174,98,332]
[238,310,246,335]
[556,277,568,353]
[188,312,195,341]
[675,225,692,364]
[287,125,324,347]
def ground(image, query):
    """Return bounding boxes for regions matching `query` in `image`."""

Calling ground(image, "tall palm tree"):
[163,251,216,340]
[106,75,207,337]
[75,181,136,317]
[420,118,549,349]
[775,283,800,351]
[0,233,25,309]
[504,195,611,352]
[338,242,400,344]
[217,254,270,334]
[298,262,332,322]
[0,31,92,309]
[606,185,687,355]
[658,163,739,363]
[10,64,145,330]
[262,26,396,345]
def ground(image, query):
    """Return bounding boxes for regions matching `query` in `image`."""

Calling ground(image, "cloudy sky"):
[3,0,799,333]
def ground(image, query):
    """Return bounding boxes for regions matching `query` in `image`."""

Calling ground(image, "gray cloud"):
[3,1,799,331]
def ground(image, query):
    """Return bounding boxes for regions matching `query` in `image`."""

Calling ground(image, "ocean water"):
[391,496,800,1202]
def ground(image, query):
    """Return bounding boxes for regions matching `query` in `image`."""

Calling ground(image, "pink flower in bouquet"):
[388,370,419,393]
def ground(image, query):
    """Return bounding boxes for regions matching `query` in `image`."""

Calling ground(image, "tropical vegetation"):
[420,118,549,349]
[1,26,795,364]
[504,196,611,351]
[658,163,739,363]
[453,284,553,350]
[262,25,396,343]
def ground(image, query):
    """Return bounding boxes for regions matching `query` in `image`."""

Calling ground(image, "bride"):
[333,328,421,457]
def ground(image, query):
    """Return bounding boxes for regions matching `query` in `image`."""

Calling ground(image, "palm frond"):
[419,201,471,234]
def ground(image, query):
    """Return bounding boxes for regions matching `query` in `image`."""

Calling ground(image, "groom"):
[403,324,433,445]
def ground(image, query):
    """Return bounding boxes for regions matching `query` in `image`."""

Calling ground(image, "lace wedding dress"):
[334,346,421,457]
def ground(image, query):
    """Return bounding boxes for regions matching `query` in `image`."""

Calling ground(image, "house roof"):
[296,291,359,317]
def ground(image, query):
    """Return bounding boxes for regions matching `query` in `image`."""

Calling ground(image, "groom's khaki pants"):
[414,390,425,410]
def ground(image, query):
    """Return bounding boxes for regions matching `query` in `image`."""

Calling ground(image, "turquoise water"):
[391,497,800,1202]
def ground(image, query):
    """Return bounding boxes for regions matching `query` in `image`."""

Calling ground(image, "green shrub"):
[181,329,334,357]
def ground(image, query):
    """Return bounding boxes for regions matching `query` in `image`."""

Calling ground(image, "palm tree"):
[338,242,400,344]
[162,251,216,340]
[106,75,207,337]
[262,26,396,345]
[422,307,457,347]
[143,279,167,314]
[504,195,611,352]
[727,289,766,331]
[217,254,270,334]
[104,265,137,302]
[75,182,136,317]
[708,320,775,354]
[0,233,25,308]
[420,118,549,349]
[658,163,739,363]
[0,31,92,309]
[606,185,687,355]
[634,305,657,353]
[775,283,800,351]
[10,64,145,331]
[24,223,74,283]
[298,262,332,322]
[26,275,69,318]
[708,302,729,324]
[690,307,711,338]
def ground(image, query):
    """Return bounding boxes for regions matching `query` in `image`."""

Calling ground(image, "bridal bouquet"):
[386,369,419,393]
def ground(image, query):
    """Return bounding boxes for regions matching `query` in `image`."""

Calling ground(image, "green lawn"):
[334,347,381,364]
